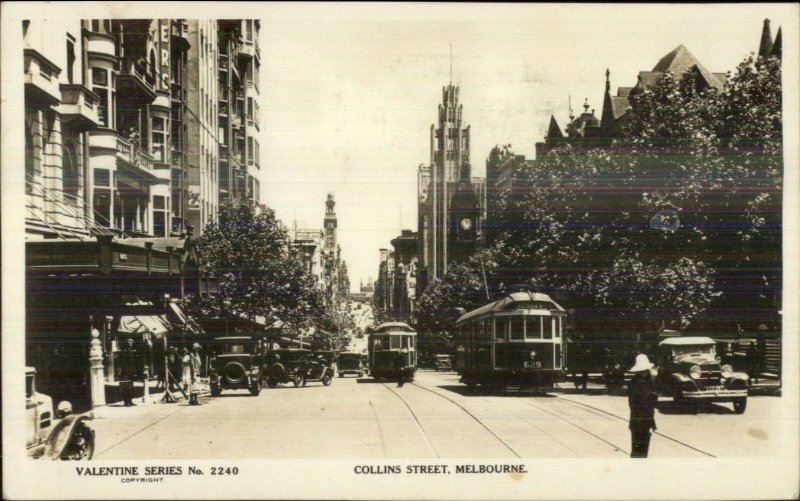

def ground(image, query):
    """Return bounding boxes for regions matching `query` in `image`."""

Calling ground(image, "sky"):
[258,3,796,292]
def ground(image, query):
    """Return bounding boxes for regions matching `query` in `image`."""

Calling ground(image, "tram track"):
[412,379,624,457]
[552,394,717,458]
[378,382,440,458]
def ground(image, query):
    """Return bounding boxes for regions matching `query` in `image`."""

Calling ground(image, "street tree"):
[184,200,330,336]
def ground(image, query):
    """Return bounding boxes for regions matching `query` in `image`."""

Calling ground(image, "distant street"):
[92,370,783,459]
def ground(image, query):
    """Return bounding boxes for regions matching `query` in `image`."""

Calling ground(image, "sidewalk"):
[95,378,211,419]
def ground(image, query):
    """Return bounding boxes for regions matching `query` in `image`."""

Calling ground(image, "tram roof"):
[372,321,417,334]
[455,291,564,325]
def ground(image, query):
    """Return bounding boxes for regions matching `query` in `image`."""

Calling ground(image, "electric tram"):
[453,291,566,388]
[367,322,417,380]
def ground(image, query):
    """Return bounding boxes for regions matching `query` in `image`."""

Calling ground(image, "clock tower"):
[448,164,480,264]
[324,193,337,252]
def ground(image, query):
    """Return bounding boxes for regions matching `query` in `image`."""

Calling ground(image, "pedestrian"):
[627,354,658,458]
[181,348,192,397]
[118,338,139,407]
[167,346,181,392]
[189,343,203,405]
[746,342,761,384]
[395,350,406,388]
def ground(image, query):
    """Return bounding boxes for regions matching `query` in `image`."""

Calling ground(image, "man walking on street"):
[628,354,658,458]
[395,350,406,388]
[118,338,139,407]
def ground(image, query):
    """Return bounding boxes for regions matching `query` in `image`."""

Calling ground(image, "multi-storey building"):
[484,145,526,245]
[22,17,259,409]
[417,84,484,293]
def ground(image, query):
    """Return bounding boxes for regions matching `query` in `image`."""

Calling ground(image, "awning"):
[118,315,171,339]
[168,302,203,335]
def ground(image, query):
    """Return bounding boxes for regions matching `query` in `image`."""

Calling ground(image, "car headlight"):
[689,365,701,380]
[529,351,536,358]
[720,364,733,378]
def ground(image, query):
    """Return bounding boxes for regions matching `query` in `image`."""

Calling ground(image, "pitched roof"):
[610,96,631,119]
[653,44,703,75]
[546,115,564,139]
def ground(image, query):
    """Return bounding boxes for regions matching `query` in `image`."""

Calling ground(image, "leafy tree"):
[184,200,330,335]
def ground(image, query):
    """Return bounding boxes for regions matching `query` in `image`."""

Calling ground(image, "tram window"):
[390,336,401,350]
[525,317,541,339]
[510,318,524,340]
[544,317,553,339]
[555,317,562,338]
[495,318,507,340]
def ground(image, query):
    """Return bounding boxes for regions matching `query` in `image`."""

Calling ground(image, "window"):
[153,195,168,237]
[526,317,542,339]
[66,39,75,84]
[544,317,553,339]
[94,190,111,227]
[246,20,253,41]
[62,128,80,199]
[92,68,110,127]
[510,318,524,340]
[246,97,253,121]
[495,318,507,340]
[389,336,401,350]
[247,137,253,164]
[152,117,166,162]
[94,168,110,187]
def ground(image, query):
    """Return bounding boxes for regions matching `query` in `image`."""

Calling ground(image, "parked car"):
[26,367,95,460]
[296,351,335,386]
[654,336,749,414]
[338,352,364,377]
[264,348,310,388]
[434,354,452,371]
[208,336,262,396]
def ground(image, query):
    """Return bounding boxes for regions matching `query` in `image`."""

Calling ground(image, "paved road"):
[92,370,785,459]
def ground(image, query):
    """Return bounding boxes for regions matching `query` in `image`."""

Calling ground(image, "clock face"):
[460,218,472,231]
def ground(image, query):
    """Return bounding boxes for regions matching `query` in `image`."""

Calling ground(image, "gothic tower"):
[324,192,337,252]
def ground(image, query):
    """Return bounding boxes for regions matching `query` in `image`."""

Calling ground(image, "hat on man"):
[192,343,202,350]
[629,353,654,372]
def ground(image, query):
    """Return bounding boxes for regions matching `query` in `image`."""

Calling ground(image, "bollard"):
[142,365,150,404]
[89,328,106,408]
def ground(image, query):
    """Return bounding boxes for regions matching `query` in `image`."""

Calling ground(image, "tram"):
[453,291,566,389]
[367,322,417,380]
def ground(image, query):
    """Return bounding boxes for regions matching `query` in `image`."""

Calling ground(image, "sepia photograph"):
[2,2,798,500]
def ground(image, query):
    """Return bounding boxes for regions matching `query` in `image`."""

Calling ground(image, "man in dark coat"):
[628,354,658,458]
[118,338,140,407]
[395,350,406,388]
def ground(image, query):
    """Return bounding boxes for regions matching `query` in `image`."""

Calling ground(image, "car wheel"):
[60,422,94,460]
[249,379,261,396]
[322,374,332,386]
[267,378,278,388]
[210,384,222,397]
[733,397,747,414]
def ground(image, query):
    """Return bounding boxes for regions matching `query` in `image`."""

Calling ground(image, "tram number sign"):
[524,361,542,369]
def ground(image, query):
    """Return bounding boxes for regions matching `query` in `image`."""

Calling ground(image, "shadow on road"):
[656,400,735,415]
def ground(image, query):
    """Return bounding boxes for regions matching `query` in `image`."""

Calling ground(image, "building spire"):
[771,26,782,59]
[759,18,773,58]
[449,42,453,85]
[568,94,574,121]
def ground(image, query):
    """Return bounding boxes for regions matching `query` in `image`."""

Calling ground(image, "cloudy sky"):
[258,3,795,291]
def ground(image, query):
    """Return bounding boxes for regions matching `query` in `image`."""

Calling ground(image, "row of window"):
[458,316,563,342]
[371,335,416,351]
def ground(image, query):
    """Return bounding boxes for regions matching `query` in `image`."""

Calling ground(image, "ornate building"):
[417,84,484,293]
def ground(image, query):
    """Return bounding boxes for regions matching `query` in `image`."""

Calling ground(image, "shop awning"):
[118,314,171,339]
[168,302,203,335]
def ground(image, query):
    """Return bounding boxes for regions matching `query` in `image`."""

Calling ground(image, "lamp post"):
[224,299,232,336]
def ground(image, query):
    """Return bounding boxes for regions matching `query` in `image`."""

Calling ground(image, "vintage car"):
[296,351,335,386]
[654,337,749,414]
[208,336,262,396]
[26,367,95,460]
[337,352,364,377]
[264,348,310,388]
[434,354,452,371]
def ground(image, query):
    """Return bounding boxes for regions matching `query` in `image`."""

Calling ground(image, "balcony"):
[24,48,62,106]
[56,84,101,130]
[116,134,155,173]
[237,39,255,62]
[171,20,191,52]
[170,81,186,102]
[219,54,229,73]
[117,58,157,105]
